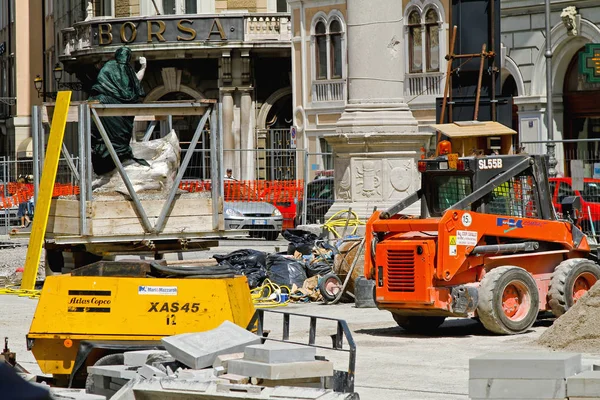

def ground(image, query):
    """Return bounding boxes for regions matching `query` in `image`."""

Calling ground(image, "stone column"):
[239,88,254,180]
[327,0,432,220]
[221,88,235,176]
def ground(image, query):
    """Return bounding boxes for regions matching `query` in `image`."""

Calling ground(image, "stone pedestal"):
[221,89,235,176]
[326,0,432,220]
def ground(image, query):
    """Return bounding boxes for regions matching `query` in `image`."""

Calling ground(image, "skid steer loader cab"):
[365,147,600,335]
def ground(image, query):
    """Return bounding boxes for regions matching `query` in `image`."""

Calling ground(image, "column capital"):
[220,87,236,93]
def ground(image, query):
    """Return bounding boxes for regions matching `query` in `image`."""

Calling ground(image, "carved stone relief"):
[335,158,352,201]
[352,159,383,200]
[384,159,416,200]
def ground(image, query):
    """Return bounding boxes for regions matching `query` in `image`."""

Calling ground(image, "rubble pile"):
[538,281,600,352]
[82,321,354,400]
[213,230,361,304]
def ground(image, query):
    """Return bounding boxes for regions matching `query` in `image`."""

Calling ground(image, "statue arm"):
[136,57,147,82]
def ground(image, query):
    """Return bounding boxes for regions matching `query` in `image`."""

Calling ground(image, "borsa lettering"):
[69,297,111,306]
[148,302,200,313]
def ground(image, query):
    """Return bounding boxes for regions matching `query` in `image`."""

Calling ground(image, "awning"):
[429,121,517,138]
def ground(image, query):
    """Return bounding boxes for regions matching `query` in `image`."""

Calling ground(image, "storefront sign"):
[92,16,244,46]
[579,43,600,83]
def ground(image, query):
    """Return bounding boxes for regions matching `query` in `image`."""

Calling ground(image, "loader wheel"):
[392,315,446,334]
[477,266,539,335]
[85,353,124,394]
[548,258,600,317]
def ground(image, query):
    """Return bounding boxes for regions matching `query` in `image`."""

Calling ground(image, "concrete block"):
[214,366,226,376]
[469,378,566,398]
[138,365,167,379]
[87,365,140,380]
[50,388,107,400]
[123,350,170,366]
[228,359,333,380]
[161,321,261,369]
[109,381,123,391]
[244,342,316,364]
[269,386,330,399]
[212,352,244,369]
[140,378,211,392]
[93,375,111,390]
[568,370,600,397]
[88,387,115,399]
[469,352,582,379]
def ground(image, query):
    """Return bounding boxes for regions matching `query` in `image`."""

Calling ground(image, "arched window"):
[425,9,439,72]
[315,21,327,80]
[408,10,422,73]
[330,19,343,79]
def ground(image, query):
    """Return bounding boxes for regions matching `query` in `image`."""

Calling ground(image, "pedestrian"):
[225,169,233,179]
[16,177,31,228]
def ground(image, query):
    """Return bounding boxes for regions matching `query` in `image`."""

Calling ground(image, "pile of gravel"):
[538,281,600,353]
[0,242,45,285]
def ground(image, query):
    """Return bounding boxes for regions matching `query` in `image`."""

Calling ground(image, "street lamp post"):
[33,63,83,99]
[545,0,557,177]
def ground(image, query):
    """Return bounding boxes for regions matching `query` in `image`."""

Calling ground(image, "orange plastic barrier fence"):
[0,182,80,210]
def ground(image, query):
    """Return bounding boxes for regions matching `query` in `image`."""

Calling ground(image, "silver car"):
[224,200,283,240]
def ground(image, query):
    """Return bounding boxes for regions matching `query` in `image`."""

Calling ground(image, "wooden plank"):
[91,197,214,219]
[91,215,214,236]
[46,216,80,236]
[22,91,71,290]
[167,259,219,267]
[134,115,168,122]
[49,199,84,218]
[42,102,85,124]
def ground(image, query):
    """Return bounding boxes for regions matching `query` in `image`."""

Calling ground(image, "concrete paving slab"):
[228,359,333,380]
[568,370,600,397]
[469,378,566,399]
[212,352,244,369]
[87,365,140,380]
[161,320,261,369]
[469,352,582,379]
[109,381,124,391]
[244,342,316,364]
[123,350,170,366]
[111,378,130,386]
[175,368,217,381]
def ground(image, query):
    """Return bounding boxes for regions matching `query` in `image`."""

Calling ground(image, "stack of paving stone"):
[567,369,600,399]
[469,352,583,400]
[49,388,107,400]
[87,320,353,400]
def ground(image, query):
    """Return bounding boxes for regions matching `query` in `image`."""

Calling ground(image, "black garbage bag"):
[266,254,308,288]
[306,261,332,278]
[283,229,319,255]
[213,250,268,288]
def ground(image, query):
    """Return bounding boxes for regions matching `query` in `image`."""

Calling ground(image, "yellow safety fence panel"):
[20,91,72,290]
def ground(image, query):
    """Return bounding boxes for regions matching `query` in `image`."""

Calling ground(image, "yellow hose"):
[251,279,290,308]
[322,209,365,238]
[0,285,40,299]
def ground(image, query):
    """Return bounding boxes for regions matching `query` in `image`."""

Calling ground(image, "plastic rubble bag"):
[266,254,308,288]
[305,261,332,278]
[213,250,268,288]
[283,229,319,255]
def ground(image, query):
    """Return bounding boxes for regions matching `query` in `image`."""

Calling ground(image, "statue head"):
[115,47,132,64]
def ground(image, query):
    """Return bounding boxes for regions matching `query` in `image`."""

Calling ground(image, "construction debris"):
[538,281,600,352]
[87,323,348,400]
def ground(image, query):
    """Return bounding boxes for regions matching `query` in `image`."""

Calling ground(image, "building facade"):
[0,1,47,160]
[288,0,451,180]
[289,0,600,179]
[0,0,293,182]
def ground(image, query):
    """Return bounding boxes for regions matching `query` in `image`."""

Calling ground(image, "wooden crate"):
[46,197,218,237]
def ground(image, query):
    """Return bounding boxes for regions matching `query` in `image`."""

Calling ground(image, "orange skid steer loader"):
[365,148,600,334]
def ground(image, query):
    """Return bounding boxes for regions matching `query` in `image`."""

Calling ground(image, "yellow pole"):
[21,91,72,290]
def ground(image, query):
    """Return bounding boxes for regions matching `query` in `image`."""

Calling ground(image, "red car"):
[549,177,600,234]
